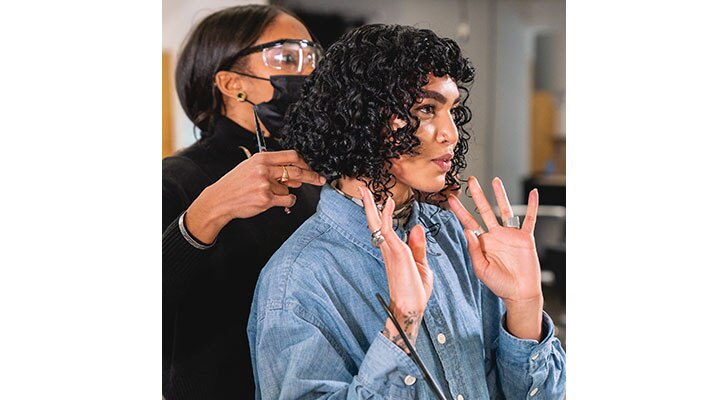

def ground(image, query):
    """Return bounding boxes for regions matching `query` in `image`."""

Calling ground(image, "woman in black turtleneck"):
[162,5,325,398]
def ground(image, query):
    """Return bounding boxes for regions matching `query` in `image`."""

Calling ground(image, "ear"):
[387,114,407,132]
[214,71,245,101]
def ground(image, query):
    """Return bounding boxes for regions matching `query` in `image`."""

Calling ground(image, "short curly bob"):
[280,24,475,204]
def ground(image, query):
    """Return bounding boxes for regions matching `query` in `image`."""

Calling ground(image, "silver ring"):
[473,227,486,237]
[371,229,384,248]
[505,216,520,228]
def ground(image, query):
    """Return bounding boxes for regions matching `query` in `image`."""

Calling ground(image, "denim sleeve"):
[253,307,423,399]
[495,311,566,399]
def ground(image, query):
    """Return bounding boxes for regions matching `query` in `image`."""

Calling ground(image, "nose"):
[437,114,458,144]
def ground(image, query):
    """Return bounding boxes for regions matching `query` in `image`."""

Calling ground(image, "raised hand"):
[448,177,544,340]
[360,187,433,353]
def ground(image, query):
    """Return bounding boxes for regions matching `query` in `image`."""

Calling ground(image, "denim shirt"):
[248,185,566,399]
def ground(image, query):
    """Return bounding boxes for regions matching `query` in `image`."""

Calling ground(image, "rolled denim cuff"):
[497,311,563,399]
[497,310,556,365]
[354,333,422,397]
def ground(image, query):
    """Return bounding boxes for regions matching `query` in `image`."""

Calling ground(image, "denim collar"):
[317,185,423,259]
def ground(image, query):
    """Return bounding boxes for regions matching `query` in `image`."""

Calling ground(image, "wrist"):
[382,318,418,354]
[186,189,230,244]
[503,295,544,341]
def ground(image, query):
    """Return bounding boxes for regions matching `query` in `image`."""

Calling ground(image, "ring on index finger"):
[505,216,520,228]
[371,229,385,248]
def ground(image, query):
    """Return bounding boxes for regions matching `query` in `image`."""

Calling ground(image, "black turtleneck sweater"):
[162,117,321,399]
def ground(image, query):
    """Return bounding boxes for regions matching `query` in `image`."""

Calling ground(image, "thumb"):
[409,224,433,290]
[408,224,427,265]
[464,229,489,270]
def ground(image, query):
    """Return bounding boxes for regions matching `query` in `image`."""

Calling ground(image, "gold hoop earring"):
[236,91,247,103]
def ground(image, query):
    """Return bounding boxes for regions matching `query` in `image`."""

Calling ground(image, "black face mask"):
[254,75,307,137]
[231,72,308,138]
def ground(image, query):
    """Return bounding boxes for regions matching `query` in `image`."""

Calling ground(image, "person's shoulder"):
[163,140,208,175]
[163,140,217,189]
[255,215,344,306]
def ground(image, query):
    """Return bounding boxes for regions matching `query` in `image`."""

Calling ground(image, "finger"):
[468,176,500,230]
[491,177,514,224]
[259,150,312,170]
[269,193,297,209]
[379,197,398,241]
[283,180,303,189]
[522,188,539,234]
[408,224,426,264]
[269,165,326,186]
[359,186,382,233]
[269,182,290,196]
[464,229,490,273]
[447,194,483,231]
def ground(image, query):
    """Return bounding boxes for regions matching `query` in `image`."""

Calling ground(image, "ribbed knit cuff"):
[163,212,207,280]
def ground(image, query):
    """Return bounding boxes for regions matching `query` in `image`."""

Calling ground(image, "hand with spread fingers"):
[185,150,326,245]
[448,176,544,341]
[359,186,433,354]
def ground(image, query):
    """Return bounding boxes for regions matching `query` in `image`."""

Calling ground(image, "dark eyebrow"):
[420,90,461,105]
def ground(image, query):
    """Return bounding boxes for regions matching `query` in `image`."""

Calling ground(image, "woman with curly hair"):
[248,24,565,399]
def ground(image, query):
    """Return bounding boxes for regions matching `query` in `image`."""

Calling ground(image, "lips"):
[432,154,454,172]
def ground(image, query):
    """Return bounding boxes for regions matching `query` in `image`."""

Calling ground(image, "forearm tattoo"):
[382,311,421,354]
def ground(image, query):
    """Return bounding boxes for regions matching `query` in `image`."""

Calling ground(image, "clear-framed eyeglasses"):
[229,39,323,74]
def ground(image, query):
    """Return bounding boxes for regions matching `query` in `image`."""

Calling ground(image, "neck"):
[338,177,413,205]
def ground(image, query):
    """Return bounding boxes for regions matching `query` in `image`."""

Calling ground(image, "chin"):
[412,176,448,194]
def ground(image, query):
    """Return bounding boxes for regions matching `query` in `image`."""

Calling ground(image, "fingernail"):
[358,187,364,197]
[320,176,326,184]
[291,195,297,206]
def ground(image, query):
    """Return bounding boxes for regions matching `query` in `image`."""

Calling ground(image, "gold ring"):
[278,165,289,183]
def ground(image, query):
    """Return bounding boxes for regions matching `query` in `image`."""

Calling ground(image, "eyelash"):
[417,105,460,116]
[417,105,435,114]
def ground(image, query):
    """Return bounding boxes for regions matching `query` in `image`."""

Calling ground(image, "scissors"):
[253,109,291,214]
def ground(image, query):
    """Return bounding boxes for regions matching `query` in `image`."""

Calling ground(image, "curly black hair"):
[280,24,475,204]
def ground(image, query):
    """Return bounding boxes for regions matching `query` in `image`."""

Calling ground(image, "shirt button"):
[531,352,539,360]
[404,375,417,386]
[457,395,464,400]
[530,387,539,397]
[437,333,447,344]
